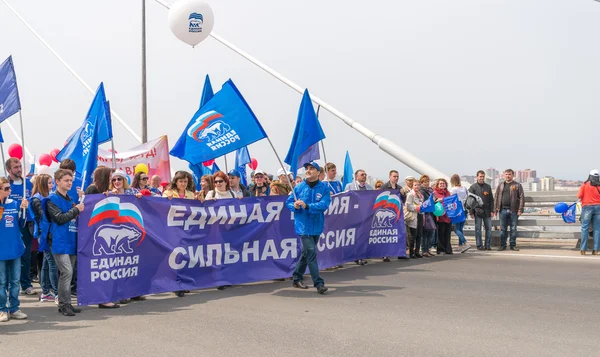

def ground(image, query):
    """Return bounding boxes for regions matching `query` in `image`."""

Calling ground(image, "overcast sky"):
[1,0,599,181]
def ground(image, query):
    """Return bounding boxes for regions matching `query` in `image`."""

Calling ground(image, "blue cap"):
[227,169,241,178]
[303,161,321,172]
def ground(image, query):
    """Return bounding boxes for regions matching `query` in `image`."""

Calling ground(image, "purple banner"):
[77,190,405,305]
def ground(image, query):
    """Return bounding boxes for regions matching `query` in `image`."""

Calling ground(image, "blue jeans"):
[475,216,492,248]
[499,209,518,247]
[293,235,324,287]
[580,205,600,251]
[20,223,34,290]
[0,258,22,313]
[41,250,59,295]
[454,221,467,246]
[422,230,435,253]
[430,230,438,249]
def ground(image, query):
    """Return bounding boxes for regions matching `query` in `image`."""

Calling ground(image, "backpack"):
[464,192,483,211]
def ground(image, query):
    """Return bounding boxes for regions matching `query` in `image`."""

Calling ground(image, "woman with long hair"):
[131,171,161,196]
[85,166,113,195]
[450,174,470,251]
[205,171,235,200]
[30,174,58,303]
[433,178,453,255]
[163,171,195,297]
[196,174,214,202]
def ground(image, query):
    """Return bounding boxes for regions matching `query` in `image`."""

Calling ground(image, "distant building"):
[540,176,555,191]
[517,169,537,183]
[461,175,476,185]
[486,168,499,180]
[530,182,540,192]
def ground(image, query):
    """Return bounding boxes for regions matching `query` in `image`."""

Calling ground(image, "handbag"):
[424,213,437,230]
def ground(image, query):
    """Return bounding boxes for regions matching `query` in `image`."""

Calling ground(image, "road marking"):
[471,252,600,260]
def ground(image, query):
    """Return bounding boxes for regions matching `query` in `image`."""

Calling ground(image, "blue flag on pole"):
[170,79,267,165]
[211,162,221,174]
[0,128,3,143]
[562,203,577,224]
[342,150,354,189]
[200,74,214,109]
[235,146,251,186]
[420,194,435,213]
[0,56,21,123]
[284,89,326,177]
[56,83,109,189]
[443,194,466,223]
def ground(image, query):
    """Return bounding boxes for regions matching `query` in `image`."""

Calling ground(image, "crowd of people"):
[2,155,598,321]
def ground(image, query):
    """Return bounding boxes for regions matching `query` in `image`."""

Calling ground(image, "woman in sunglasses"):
[0,177,29,322]
[131,172,161,196]
[205,171,235,200]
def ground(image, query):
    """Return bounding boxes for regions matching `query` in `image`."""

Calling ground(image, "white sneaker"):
[55,296,59,305]
[0,312,9,322]
[10,310,27,320]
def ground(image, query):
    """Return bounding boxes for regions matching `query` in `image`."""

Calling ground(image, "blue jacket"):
[0,198,25,261]
[286,180,331,236]
[45,192,78,255]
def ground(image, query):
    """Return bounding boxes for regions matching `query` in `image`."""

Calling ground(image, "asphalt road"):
[1,249,599,357]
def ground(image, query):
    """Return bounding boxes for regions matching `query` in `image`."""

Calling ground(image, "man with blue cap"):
[227,169,250,198]
[286,161,331,294]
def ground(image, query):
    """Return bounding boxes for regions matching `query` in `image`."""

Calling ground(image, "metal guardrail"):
[462,191,587,246]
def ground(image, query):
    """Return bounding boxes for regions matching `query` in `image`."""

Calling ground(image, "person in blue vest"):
[0,177,29,322]
[44,169,84,316]
[29,173,59,304]
[286,161,331,294]
[58,159,83,297]
[4,158,36,296]
[324,162,343,195]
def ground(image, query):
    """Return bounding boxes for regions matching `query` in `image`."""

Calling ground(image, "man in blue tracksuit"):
[286,161,331,294]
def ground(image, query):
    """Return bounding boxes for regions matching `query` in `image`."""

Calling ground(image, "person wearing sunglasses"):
[205,172,236,200]
[109,170,136,196]
[250,169,270,197]
[0,177,29,322]
[131,172,160,196]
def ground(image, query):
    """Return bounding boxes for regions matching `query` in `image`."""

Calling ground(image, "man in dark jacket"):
[494,169,525,251]
[227,170,251,198]
[45,169,84,316]
[468,170,495,250]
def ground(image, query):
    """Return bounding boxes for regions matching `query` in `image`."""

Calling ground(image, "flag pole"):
[18,110,27,220]
[110,138,117,169]
[265,137,297,200]
[223,154,228,173]
[0,143,6,176]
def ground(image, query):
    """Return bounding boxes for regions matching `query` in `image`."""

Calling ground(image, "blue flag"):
[284,89,326,177]
[26,157,35,178]
[342,150,354,189]
[170,79,267,165]
[189,162,203,189]
[420,194,435,213]
[443,194,466,223]
[0,56,21,123]
[56,83,109,189]
[562,203,577,224]
[200,74,214,109]
[0,128,3,143]
[211,162,221,174]
[235,146,251,186]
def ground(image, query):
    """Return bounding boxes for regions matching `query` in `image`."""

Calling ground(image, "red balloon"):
[203,159,215,167]
[248,158,258,170]
[50,148,60,163]
[8,144,23,160]
[39,153,53,167]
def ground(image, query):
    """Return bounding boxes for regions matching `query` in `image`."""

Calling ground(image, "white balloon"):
[38,165,52,175]
[168,0,214,47]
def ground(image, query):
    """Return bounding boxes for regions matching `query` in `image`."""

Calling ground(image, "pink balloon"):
[8,144,23,160]
[50,148,60,163]
[39,153,53,167]
[248,158,258,170]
